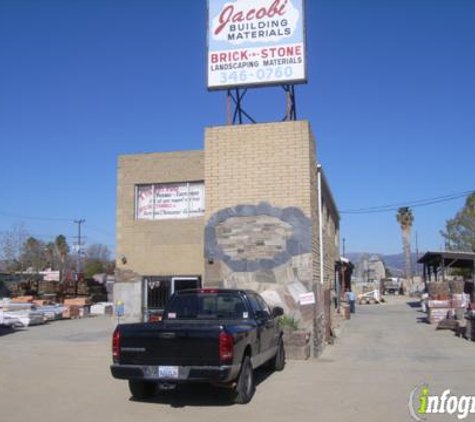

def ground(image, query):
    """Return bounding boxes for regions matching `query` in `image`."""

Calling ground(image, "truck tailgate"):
[118,321,223,366]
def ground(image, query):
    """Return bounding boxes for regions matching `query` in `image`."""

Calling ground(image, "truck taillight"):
[219,332,234,362]
[199,288,219,294]
[112,328,121,362]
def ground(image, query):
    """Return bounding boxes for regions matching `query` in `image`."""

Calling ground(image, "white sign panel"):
[42,271,60,282]
[299,292,315,306]
[137,183,205,221]
[208,0,307,90]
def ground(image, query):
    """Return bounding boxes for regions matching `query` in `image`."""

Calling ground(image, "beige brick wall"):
[205,121,314,218]
[116,151,205,278]
[205,121,325,354]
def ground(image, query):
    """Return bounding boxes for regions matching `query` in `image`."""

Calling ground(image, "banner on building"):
[207,0,307,90]
[136,183,205,220]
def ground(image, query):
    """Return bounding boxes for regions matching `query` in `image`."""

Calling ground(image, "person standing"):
[346,289,356,314]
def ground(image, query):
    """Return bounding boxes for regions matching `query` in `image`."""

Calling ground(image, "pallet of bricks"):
[426,281,470,326]
[62,298,91,319]
[427,282,452,325]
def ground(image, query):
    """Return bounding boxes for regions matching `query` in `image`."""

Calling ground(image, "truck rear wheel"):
[234,356,255,404]
[269,339,286,371]
[128,380,157,399]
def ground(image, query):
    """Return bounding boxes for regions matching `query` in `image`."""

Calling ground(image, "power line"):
[0,210,115,240]
[0,211,72,222]
[341,190,473,212]
[85,223,115,238]
[340,190,474,215]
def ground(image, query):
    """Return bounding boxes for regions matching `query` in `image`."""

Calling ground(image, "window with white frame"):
[136,182,205,220]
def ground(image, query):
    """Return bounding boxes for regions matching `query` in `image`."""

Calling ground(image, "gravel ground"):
[1,297,474,422]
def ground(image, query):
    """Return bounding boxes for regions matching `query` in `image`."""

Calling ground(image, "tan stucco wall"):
[116,151,205,277]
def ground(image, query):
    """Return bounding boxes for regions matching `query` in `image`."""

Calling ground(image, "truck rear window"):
[165,293,248,320]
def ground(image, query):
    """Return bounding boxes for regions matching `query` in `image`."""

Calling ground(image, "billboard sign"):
[208,0,307,90]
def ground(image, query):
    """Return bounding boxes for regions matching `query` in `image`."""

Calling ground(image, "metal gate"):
[143,276,201,321]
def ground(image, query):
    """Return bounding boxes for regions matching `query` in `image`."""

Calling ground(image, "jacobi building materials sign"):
[208,0,307,90]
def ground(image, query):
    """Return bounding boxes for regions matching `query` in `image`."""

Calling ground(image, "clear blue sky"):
[0,0,474,255]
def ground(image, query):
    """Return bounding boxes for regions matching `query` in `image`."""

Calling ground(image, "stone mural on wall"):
[205,202,315,327]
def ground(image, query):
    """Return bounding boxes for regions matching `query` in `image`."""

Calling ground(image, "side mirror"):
[272,306,284,318]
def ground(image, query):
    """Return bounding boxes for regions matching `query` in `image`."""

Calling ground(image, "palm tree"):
[45,242,56,269]
[396,207,414,284]
[55,235,70,282]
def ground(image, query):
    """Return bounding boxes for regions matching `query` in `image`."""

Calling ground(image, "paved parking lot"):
[1,297,475,422]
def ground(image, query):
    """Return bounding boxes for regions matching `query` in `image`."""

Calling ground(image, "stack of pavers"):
[427,282,452,325]
[426,280,472,330]
[63,298,91,319]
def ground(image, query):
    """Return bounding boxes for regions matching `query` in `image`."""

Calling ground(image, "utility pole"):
[415,231,420,277]
[73,219,85,297]
[73,219,86,273]
[342,237,346,257]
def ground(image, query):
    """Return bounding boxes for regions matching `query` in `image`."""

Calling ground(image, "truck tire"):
[234,356,255,404]
[128,380,157,399]
[269,339,286,371]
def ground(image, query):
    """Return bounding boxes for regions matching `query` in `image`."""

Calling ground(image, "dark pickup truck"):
[110,288,285,404]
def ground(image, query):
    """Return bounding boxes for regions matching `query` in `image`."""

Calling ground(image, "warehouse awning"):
[418,251,475,282]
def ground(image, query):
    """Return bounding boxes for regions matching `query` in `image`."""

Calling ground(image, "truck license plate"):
[158,366,179,379]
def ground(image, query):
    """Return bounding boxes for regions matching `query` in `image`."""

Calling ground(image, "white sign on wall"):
[299,292,315,306]
[136,183,205,220]
[208,0,307,90]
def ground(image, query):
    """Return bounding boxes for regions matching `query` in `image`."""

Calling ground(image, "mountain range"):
[346,252,423,277]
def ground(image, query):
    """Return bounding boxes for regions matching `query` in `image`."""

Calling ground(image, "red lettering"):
[214,0,289,36]
[268,0,287,18]
[256,8,267,19]
[260,46,303,59]
[246,9,255,20]
[214,5,233,35]
[232,11,244,22]
[214,50,249,63]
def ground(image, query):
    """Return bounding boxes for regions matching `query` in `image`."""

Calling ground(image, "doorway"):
[143,276,201,321]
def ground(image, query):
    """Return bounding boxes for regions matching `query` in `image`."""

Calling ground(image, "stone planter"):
[283,330,311,360]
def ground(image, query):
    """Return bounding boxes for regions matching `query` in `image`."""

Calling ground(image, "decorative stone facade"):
[205,202,315,330]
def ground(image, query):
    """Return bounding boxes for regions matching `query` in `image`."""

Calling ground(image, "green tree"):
[84,260,106,279]
[441,192,475,252]
[20,237,46,272]
[396,207,414,282]
[83,244,114,278]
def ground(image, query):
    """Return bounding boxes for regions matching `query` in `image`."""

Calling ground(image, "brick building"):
[115,120,340,356]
